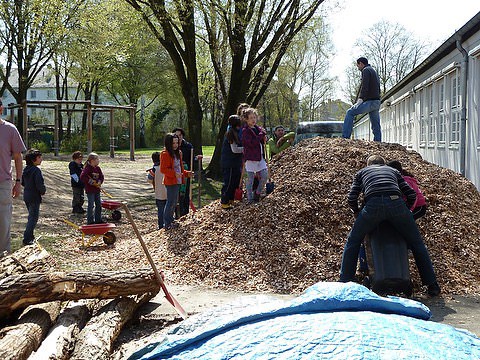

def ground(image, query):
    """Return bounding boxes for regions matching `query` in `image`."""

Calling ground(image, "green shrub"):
[30,140,51,154]
[60,133,87,153]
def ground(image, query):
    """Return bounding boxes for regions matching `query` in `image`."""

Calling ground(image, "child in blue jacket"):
[21,149,46,245]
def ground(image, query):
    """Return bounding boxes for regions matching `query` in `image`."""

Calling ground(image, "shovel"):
[264,144,275,194]
[122,203,188,319]
[189,148,196,212]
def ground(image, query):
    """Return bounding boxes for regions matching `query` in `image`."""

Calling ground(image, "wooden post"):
[22,100,28,147]
[9,106,14,124]
[87,102,93,153]
[53,105,60,156]
[129,106,135,161]
[109,109,115,158]
[197,157,202,208]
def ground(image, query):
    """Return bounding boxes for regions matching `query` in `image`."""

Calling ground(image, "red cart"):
[101,200,123,221]
[64,220,116,247]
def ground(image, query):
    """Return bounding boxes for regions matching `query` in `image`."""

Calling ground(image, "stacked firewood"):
[0,245,159,360]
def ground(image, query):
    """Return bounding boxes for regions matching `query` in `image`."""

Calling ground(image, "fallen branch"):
[0,269,160,318]
[70,293,155,360]
[0,301,62,360]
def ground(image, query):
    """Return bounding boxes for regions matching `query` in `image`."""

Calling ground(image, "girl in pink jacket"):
[387,160,426,220]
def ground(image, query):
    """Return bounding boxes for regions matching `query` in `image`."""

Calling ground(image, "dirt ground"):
[8,154,480,358]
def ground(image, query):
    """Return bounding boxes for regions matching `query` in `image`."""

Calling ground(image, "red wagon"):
[64,220,116,247]
[101,200,123,221]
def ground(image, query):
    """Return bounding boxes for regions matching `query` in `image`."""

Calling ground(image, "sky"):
[326,0,480,101]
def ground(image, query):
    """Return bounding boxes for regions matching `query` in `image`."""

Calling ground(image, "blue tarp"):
[130,282,480,359]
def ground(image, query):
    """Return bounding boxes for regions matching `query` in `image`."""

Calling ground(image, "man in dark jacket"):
[21,149,46,245]
[339,155,440,296]
[342,57,382,141]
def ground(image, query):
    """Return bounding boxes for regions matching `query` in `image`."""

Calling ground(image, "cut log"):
[70,293,155,360]
[0,244,56,279]
[0,301,62,360]
[28,299,98,360]
[0,269,160,319]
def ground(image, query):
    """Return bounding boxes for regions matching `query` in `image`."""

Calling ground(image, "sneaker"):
[221,203,233,209]
[427,282,441,297]
[23,239,35,246]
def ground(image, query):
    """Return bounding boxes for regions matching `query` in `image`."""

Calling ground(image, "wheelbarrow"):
[101,200,122,221]
[64,219,117,248]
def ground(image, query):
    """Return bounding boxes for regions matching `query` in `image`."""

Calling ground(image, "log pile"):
[0,245,159,359]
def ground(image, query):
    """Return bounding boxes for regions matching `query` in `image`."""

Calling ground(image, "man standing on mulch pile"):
[342,57,381,141]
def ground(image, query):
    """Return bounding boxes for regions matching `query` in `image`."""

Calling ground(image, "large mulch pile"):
[58,138,480,296]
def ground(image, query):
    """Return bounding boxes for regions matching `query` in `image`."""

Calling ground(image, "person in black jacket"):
[69,151,85,214]
[342,57,382,141]
[220,115,244,209]
[21,149,46,245]
[340,154,440,297]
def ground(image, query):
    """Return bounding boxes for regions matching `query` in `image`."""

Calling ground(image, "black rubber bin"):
[364,221,413,297]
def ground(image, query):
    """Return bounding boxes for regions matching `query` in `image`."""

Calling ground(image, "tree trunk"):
[28,299,98,360]
[0,244,56,280]
[0,270,160,319]
[70,293,154,360]
[0,301,62,360]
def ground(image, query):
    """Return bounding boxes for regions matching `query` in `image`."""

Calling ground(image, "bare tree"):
[354,20,429,95]
[341,63,361,105]
[301,17,334,122]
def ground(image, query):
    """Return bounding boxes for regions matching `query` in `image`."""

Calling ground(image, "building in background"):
[354,11,480,190]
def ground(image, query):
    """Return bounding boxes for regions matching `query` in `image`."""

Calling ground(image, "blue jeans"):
[342,100,381,141]
[156,199,166,229]
[246,169,268,202]
[164,184,180,228]
[86,192,102,224]
[340,196,437,285]
[24,201,40,243]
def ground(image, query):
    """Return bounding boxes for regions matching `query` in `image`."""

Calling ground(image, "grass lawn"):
[105,146,221,207]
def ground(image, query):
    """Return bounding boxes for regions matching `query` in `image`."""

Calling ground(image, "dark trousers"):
[86,192,102,224]
[156,199,167,229]
[221,166,241,204]
[72,186,84,211]
[178,179,190,216]
[341,196,437,285]
[165,184,180,228]
[24,201,40,243]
